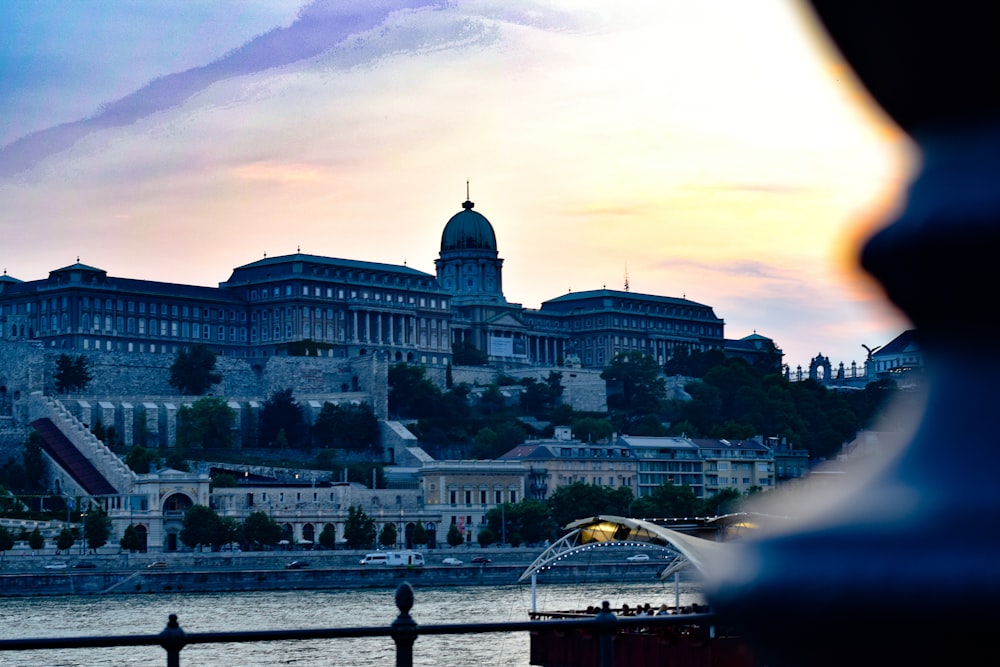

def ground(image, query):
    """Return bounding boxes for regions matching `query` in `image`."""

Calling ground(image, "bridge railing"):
[0,582,724,667]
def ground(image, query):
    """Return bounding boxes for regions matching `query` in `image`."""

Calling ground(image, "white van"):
[359,551,424,567]
[386,550,424,567]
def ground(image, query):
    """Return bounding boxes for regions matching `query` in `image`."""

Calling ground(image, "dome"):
[440,200,497,252]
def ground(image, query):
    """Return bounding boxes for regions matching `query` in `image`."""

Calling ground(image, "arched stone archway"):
[809,354,832,382]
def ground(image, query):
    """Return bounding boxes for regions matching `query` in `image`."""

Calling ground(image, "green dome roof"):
[440,200,497,252]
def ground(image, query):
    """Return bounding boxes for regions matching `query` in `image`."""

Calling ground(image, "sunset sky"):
[0,0,915,370]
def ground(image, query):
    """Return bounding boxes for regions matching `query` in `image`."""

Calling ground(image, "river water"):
[0,578,706,667]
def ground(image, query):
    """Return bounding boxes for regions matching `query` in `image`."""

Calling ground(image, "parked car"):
[285,560,310,569]
[626,553,650,562]
[44,562,68,570]
[471,556,491,564]
[442,557,463,566]
[71,562,97,569]
[146,561,169,569]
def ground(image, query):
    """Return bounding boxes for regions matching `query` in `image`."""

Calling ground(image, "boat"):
[520,515,759,667]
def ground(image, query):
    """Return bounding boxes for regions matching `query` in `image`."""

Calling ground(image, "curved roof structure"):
[518,515,730,583]
[440,200,497,252]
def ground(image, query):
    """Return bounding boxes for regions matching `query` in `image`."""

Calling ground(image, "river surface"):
[0,578,706,667]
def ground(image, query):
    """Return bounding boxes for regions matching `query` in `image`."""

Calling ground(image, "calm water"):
[0,578,706,667]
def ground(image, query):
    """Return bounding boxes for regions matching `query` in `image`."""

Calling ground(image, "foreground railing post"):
[594,600,617,667]
[391,582,417,667]
[158,614,186,667]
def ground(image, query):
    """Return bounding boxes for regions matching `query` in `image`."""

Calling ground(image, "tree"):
[84,507,111,550]
[388,363,443,418]
[476,526,495,547]
[379,522,398,548]
[602,351,666,432]
[259,388,307,448]
[28,527,44,551]
[470,421,526,459]
[176,397,236,449]
[210,473,238,489]
[124,445,160,474]
[243,511,282,550]
[318,524,337,549]
[312,402,380,450]
[56,527,75,552]
[486,499,556,545]
[547,483,632,530]
[571,417,614,443]
[631,482,700,519]
[168,344,222,395]
[23,431,46,491]
[452,340,488,366]
[120,524,144,553]
[180,505,226,550]
[54,353,92,394]
[343,505,376,549]
[0,525,14,560]
[412,522,428,547]
[446,523,464,547]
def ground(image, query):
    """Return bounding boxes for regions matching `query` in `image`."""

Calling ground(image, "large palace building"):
[0,198,727,370]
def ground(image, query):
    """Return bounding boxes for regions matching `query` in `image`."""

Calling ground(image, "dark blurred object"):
[707,4,1000,666]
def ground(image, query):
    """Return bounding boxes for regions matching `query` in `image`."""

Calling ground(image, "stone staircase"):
[28,392,136,496]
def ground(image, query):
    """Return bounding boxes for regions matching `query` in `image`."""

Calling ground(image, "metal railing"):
[0,582,722,667]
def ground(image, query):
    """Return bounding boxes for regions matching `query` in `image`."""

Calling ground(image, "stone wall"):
[445,364,608,413]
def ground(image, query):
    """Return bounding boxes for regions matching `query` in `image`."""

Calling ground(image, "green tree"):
[631,482,700,519]
[120,524,144,553]
[56,527,75,552]
[312,402,380,450]
[379,522,398,548]
[54,353,92,394]
[23,431,46,491]
[571,417,615,443]
[221,517,243,547]
[602,351,666,432]
[486,499,555,545]
[343,505,376,549]
[168,344,222,395]
[243,511,282,550]
[210,473,238,489]
[477,526,495,547]
[452,340,488,366]
[28,527,44,551]
[124,445,160,474]
[259,389,307,448]
[176,397,236,449]
[84,506,111,550]
[180,504,226,550]
[318,524,337,549]
[412,522,428,547]
[446,523,464,547]
[0,525,14,560]
[388,363,443,418]
[470,421,526,459]
[547,483,633,531]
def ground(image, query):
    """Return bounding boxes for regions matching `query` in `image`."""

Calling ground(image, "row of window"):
[447,489,518,505]
[250,284,449,311]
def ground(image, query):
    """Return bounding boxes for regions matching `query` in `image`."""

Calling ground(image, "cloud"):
[0,0,440,177]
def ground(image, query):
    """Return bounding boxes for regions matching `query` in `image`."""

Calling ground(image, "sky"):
[0,0,916,370]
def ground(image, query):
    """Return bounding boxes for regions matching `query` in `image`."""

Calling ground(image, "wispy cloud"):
[0,0,439,177]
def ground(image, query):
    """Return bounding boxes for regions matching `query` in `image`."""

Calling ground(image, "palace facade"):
[0,198,728,371]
